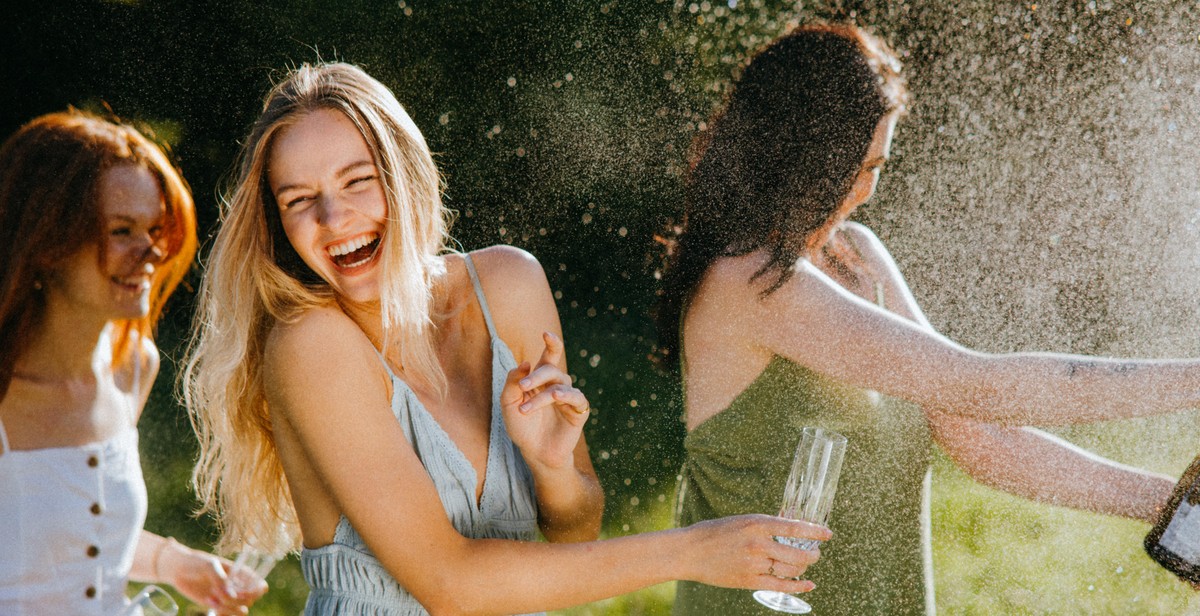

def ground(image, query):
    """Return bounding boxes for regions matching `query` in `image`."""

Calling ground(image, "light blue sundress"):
[300,255,543,615]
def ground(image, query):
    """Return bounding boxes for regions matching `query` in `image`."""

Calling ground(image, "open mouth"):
[327,233,382,270]
[112,275,150,293]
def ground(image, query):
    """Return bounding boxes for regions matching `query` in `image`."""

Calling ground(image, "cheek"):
[278,213,321,266]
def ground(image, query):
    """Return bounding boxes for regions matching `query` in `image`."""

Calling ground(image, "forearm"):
[129,531,180,583]
[933,415,1173,522]
[383,514,824,615]
[531,463,604,542]
[412,527,686,615]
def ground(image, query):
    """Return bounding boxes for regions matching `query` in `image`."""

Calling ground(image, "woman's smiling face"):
[49,163,167,323]
[268,108,388,304]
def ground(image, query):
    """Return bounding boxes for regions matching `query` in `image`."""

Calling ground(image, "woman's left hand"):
[501,331,590,470]
[159,541,267,615]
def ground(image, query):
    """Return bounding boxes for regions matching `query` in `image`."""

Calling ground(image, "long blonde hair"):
[183,63,452,555]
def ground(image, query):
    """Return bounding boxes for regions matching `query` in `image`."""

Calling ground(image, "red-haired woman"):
[0,111,262,615]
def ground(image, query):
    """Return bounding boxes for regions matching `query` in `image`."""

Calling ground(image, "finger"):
[519,363,570,392]
[764,539,821,569]
[502,361,533,405]
[518,385,574,414]
[551,387,590,414]
[754,575,816,594]
[766,559,808,580]
[766,517,832,543]
[536,331,564,368]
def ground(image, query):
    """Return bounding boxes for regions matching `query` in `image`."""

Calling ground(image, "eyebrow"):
[274,160,376,195]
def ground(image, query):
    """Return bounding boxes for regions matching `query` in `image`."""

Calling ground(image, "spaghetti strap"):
[370,345,398,379]
[0,415,9,455]
[129,341,143,426]
[463,254,499,340]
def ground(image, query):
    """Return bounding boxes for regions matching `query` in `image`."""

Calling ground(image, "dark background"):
[6,1,1200,612]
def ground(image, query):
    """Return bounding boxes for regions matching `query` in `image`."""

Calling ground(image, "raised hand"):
[501,331,590,470]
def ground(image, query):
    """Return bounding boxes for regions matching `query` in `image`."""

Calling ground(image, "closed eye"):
[282,194,314,209]
[346,175,378,189]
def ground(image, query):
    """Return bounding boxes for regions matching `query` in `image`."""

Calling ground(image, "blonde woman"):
[0,111,262,615]
[184,62,830,615]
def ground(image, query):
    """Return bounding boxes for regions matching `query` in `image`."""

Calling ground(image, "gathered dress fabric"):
[673,270,934,616]
[300,254,543,615]
[0,361,148,615]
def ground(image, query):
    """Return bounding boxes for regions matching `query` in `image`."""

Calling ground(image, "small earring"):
[32,279,43,291]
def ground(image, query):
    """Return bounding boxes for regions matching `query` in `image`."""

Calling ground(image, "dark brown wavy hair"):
[0,110,197,401]
[656,23,907,368]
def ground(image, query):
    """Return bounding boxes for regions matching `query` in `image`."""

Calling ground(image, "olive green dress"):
[674,355,934,615]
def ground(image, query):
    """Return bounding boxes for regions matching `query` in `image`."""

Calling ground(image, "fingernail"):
[519,378,531,388]
[519,403,530,412]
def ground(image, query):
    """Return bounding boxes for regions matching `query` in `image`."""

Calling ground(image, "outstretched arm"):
[845,224,1173,521]
[741,228,1200,427]
[927,411,1172,522]
[131,532,266,615]
[265,304,829,616]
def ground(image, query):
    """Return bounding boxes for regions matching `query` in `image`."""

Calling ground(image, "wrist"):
[153,537,187,584]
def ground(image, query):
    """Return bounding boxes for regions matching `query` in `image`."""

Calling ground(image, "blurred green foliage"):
[5,0,1200,613]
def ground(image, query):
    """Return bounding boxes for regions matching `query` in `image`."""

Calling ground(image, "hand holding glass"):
[752,426,847,614]
[204,547,276,616]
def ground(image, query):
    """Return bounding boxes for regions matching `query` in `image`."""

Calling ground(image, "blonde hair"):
[183,63,452,555]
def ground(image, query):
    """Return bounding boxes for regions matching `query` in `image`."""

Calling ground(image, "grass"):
[151,421,1200,615]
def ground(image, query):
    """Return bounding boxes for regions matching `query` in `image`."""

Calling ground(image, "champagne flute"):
[123,584,179,616]
[752,426,847,614]
[205,546,277,616]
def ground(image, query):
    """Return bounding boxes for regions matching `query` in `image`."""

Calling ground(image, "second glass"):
[752,426,847,614]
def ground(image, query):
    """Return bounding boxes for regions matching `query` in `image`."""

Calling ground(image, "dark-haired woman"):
[0,111,263,615]
[659,24,1200,615]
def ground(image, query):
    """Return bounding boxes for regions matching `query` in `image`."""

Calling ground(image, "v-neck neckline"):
[383,336,509,513]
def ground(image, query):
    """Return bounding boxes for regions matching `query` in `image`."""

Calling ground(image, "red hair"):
[0,110,197,400]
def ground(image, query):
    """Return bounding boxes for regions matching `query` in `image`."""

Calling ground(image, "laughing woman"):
[184,62,830,615]
[0,111,262,615]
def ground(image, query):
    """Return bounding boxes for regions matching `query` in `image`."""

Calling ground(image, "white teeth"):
[327,233,379,258]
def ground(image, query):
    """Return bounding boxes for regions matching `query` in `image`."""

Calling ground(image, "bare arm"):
[846,223,1173,521]
[132,531,264,615]
[265,306,828,615]
[749,236,1200,426]
[927,411,1172,522]
[474,246,603,543]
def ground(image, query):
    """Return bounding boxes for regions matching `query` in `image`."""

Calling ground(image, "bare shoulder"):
[264,305,386,402]
[466,245,547,290]
[839,222,900,268]
[699,251,827,304]
[267,304,363,353]
[462,245,558,363]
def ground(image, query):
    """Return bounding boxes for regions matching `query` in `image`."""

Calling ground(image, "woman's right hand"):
[680,514,830,592]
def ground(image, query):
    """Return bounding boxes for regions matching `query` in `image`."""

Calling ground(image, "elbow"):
[933,358,1028,426]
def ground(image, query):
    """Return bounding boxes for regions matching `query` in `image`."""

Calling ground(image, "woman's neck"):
[17,305,111,382]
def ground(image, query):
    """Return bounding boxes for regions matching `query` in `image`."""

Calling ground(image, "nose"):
[144,242,165,264]
[137,232,165,265]
[316,194,353,231]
